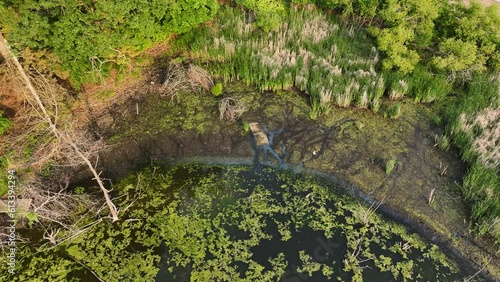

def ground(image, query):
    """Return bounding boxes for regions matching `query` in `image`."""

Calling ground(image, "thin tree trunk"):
[0,33,119,222]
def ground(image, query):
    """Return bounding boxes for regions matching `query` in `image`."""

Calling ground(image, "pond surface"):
[6,164,471,281]
[144,164,463,281]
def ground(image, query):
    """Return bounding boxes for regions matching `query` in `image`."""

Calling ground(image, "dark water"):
[152,165,466,282]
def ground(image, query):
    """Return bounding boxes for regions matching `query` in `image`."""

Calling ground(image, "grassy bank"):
[446,74,500,240]
[172,5,451,119]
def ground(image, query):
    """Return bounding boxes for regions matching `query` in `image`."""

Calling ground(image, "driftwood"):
[249,122,269,146]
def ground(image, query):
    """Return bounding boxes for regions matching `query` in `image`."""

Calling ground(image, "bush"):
[0,0,219,86]
[211,83,224,96]
[236,0,286,32]
[243,122,250,132]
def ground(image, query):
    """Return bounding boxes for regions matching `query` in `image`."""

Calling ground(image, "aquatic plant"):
[384,103,402,119]
[0,165,463,281]
[211,82,224,96]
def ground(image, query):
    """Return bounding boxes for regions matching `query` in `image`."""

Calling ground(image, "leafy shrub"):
[236,0,286,31]
[0,0,219,86]
[211,82,224,96]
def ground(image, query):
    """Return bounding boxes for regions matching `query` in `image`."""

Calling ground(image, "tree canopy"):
[1,0,498,81]
[0,0,219,86]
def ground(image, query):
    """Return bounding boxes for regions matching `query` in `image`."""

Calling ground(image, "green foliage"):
[0,245,81,281]
[74,186,85,195]
[0,165,461,280]
[308,0,499,74]
[236,0,286,31]
[211,82,224,96]
[463,163,500,239]
[179,5,383,118]
[445,73,500,241]
[243,122,250,132]
[434,1,500,72]
[385,158,397,174]
[433,38,481,72]
[435,134,450,152]
[370,0,440,73]
[409,66,451,103]
[373,25,421,74]
[309,110,319,120]
[0,0,219,86]
[384,103,402,119]
[25,211,38,227]
[0,113,11,196]
[0,111,12,135]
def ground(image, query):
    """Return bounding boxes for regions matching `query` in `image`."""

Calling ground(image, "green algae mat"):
[5,164,468,281]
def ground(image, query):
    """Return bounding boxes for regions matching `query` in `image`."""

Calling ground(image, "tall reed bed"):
[185,5,390,117]
[178,5,451,118]
[446,74,500,241]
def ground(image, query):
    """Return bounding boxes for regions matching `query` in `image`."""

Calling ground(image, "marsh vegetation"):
[3,165,464,281]
[0,0,499,280]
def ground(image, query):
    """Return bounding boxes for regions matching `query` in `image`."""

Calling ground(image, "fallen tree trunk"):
[0,33,119,222]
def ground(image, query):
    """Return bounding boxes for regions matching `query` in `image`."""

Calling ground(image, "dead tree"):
[0,33,119,222]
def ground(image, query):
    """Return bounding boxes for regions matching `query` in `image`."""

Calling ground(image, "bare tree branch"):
[0,32,119,222]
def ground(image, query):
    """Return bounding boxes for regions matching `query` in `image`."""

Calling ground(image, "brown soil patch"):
[0,65,23,117]
[0,64,25,155]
